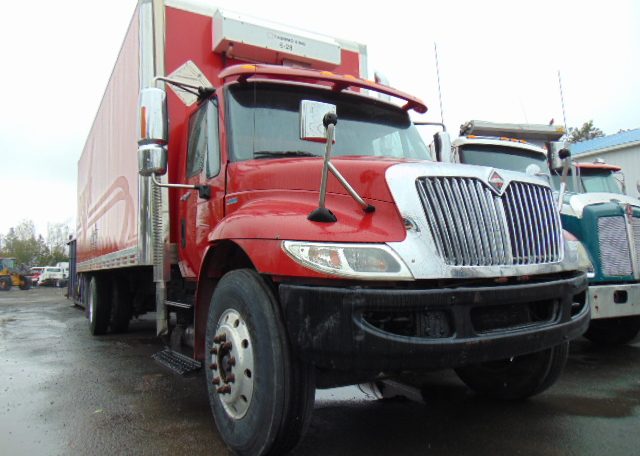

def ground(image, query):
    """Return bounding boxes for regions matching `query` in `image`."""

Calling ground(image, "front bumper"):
[280,273,589,371]
[589,282,640,319]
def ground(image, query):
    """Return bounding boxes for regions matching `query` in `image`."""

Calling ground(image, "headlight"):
[563,231,594,278]
[282,241,413,280]
[574,241,595,278]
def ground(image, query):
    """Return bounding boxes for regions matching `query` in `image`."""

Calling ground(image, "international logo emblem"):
[488,170,506,193]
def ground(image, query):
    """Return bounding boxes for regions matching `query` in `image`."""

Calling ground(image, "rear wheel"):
[19,276,32,290]
[110,278,132,333]
[584,317,640,345]
[205,269,315,456]
[0,276,12,291]
[455,342,570,400]
[88,275,111,335]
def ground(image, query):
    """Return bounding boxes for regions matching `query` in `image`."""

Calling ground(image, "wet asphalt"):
[1,287,640,456]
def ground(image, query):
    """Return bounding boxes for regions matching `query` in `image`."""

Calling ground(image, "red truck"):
[71,1,590,454]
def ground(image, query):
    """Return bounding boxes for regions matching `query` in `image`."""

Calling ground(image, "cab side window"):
[187,100,220,178]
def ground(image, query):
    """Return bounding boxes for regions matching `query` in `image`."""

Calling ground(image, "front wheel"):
[205,269,315,456]
[584,317,640,345]
[0,276,12,291]
[455,342,570,400]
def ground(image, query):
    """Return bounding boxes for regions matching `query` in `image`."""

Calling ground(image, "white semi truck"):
[431,120,640,344]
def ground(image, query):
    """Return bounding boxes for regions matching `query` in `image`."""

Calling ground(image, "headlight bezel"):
[565,238,595,278]
[282,241,414,281]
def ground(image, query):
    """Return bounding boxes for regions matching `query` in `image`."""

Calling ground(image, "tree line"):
[0,220,71,270]
[567,120,604,143]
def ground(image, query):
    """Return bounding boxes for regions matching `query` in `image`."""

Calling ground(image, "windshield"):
[551,168,624,194]
[582,171,624,193]
[458,144,548,173]
[1,258,16,270]
[226,83,430,161]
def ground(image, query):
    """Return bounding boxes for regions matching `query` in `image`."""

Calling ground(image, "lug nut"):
[209,363,218,370]
[221,342,232,351]
[227,356,236,367]
[225,373,236,384]
[212,377,221,385]
[209,347,218,355]
[217,385,231,394]
[213,333,227,343]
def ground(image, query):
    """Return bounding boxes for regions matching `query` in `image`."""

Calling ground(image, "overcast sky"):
[1,0,638,236]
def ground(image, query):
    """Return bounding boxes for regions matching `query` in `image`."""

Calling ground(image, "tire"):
[455,342,570,400]
[584,316,640,345]
[205,269,315,456]
[88,275,111,335]
[0,276,12,291]
[110,278,132,333]
[19,276,32,290]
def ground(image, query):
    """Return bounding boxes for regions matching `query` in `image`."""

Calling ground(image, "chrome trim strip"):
[77,248,139,272]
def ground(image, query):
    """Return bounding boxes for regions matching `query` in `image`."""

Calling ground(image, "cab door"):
[179,98,224,278]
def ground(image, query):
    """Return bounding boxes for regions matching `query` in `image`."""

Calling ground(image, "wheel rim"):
[209,308,255,419]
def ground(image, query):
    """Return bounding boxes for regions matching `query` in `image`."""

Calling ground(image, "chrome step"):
[152,348,201,375]
[165,300,193,310]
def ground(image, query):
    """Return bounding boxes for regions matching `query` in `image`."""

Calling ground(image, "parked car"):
[56,262,69,279]
[38,267,67,287]
[29,267,45,286]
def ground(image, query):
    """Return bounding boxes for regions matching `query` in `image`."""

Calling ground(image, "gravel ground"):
[1,287,639,455]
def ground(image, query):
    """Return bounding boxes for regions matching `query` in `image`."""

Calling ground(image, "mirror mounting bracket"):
[151,174,211,201]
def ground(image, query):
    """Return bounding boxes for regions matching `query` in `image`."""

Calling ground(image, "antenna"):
[558,70,568,133]
[434,42,445,125]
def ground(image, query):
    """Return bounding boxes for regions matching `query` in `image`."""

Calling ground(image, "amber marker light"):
[140,106,148,139]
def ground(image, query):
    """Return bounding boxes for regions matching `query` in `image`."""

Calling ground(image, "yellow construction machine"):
[0,257,32,291]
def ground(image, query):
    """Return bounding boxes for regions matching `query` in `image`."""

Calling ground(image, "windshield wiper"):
[253,151,319,159]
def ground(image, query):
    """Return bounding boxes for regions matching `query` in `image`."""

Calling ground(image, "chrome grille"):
[597,216,633,276]
[632,217,640,269]
[502,182,562,265]
[417,177,562,266]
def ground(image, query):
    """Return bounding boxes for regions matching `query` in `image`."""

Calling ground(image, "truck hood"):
[227,156,419,202]
[563,192,640,218]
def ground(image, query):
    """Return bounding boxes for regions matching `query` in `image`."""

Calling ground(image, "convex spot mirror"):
[137,88,168,176]
[300,100,336,143]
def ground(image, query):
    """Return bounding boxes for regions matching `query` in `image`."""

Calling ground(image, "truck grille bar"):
[631,217,640,272]
[416,177,562,266]
[598,216,633,276]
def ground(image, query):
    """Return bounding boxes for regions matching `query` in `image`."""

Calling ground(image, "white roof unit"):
[212,9,342,69]
[460,120,566,143]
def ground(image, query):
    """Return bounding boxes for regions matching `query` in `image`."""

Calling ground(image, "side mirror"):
[433,131,453,162]
[300,100,337,143]
[636,180,640,195]
[138,144,168,177]
[558,148,571,160]
[547,141,568,170]
[613,171,626,194]
[138,88,168,176]
[556,147,573,208]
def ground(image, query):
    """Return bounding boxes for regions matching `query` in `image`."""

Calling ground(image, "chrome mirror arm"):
[308,113,375,223]
[151,173,210,200]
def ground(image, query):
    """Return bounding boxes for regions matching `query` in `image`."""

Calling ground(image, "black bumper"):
[279,273,589,371]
